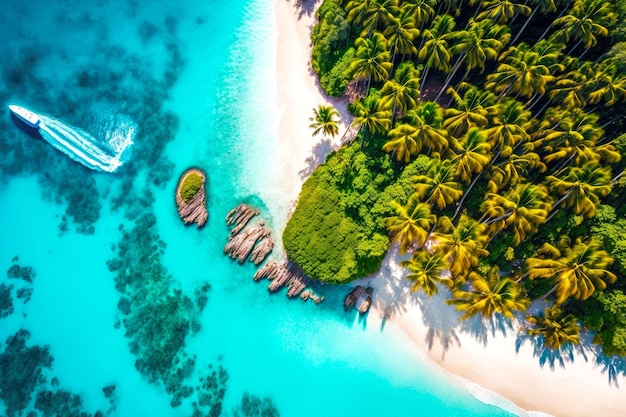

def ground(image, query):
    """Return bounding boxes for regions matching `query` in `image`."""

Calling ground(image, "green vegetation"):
[309,105,341,138]
[285,0,626,356]
[180,172,203,203]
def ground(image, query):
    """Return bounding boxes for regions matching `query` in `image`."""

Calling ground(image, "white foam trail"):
[37,115,133,172]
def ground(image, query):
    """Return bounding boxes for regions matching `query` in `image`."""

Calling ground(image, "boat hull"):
[8,105,41,128]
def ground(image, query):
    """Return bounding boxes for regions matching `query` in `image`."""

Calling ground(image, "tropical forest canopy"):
[283,0,626,356]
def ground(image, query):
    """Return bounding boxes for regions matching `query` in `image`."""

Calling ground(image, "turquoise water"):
[0,1,515,416]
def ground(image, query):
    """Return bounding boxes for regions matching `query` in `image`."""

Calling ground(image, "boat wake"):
[38,114,134,173]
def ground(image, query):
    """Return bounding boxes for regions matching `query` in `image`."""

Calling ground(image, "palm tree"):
[546,162,612,219]
[480,183,552,245]
[346,0,376,27]
[361,0,399,37]
[486,98,531,158]
[412,159,463,210]
[538,109,604,168]
[404,101,449,153]
[385,195,436,253]
[383,9,420,63]
[526,306,581,350]
[435,18,505,102]
[586,58,626,108]
[379,61,421,119]
[488,148,546,192]
[349,32,393,91]
[447,267,529,320]
[526,236,616,303]
[418,14,457,96]
[351,95,392,149]
[401,250,451,295]
[383,123,420,162]
[403,0,438,34]
[444,83,497,137]
[485,47,555,100]
[553,0,616,56]
[431,215,489,280]
[449,127,492,184]
[309,105,340,138]
[476,0,532,25]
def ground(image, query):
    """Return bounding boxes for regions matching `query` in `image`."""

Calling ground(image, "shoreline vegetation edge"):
[274,1,626,417]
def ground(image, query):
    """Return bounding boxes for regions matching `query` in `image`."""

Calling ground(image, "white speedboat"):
[8,105,41,128]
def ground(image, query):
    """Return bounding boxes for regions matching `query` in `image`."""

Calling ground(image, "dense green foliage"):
[311,0,352,96]
[283,142,429,283]
[287,0,626,357]
[180,172,203,203]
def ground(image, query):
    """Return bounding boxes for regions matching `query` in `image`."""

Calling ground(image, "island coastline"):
[274,1,626,416]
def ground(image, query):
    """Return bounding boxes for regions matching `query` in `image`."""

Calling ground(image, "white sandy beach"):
[274,1,626,416]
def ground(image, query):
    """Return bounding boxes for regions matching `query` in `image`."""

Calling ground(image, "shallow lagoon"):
[0,1,514,416]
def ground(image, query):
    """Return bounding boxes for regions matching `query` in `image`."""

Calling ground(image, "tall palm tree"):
[383,123,420,162]
[444,83,497,137]
[586,58,626,108]
[403,0,438,34]
[412,159,463,210]
[553,0,616,56]
[309,105,340,138]
[351,95,393,149]
[526,306,581,349]
[385,195,436,253]
[488,148,546,192]
[538,109,604,168]
[404,101,449,153]
[435,18,505,102]
[431,215,489,280]
[346,0,376,28]
[485,47,555,100]
[526,236,616,303]
[361,0,399,37]
[401,250,451,295]
[449,127,492,184]
[476,0,532,25]
[417,14,457,96]
[546,162,612,219]
[384,9,420,63]
[349,32,393,91]
[379,61,421,119]
[447,267,529,320]
[486,98,531,158]
[480,183,552,245]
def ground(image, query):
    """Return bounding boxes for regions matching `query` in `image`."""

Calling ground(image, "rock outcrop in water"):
[224,204,323,303]
[175,168,208,228]
[344,286,373,313]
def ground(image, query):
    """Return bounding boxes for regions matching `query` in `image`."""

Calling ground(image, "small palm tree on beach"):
[309,105,340,138]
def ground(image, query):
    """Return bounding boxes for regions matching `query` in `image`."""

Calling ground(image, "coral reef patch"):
[0,283,13,318]
[0,330,102,417]
[229,393,280,417]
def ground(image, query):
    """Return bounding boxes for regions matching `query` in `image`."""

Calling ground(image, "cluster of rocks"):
[224,204,274,265]
[175,168,208,228]
[344,286,374,314]
[254,260,323,303]
[224,204,323,303]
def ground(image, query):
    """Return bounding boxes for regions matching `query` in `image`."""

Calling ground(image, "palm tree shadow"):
[298,138,337,180]
[460,314,515,347]
[288,0,320,20]
[415,290,463,359]
[514,333,590,371]
[594,349,626,388]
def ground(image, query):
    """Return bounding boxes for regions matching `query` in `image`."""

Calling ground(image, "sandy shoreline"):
[274,1,626,416]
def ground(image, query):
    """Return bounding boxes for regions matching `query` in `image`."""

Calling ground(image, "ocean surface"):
[0,1,516,416]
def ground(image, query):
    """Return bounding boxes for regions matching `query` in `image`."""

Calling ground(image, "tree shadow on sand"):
[299,138,337,180]
[288,0,320,20]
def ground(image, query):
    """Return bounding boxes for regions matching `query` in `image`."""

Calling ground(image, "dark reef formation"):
[0,330,103,417]
[229,393,280,417]
[175,168,209,228]
[0,283,14,318]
